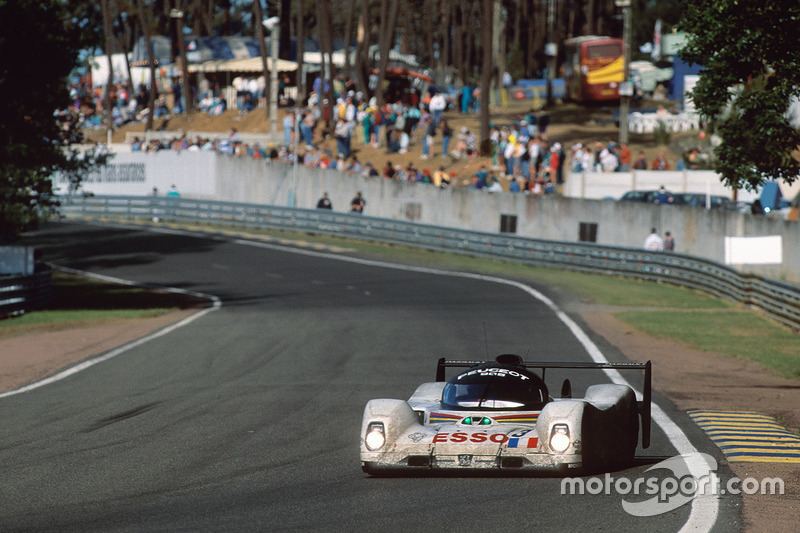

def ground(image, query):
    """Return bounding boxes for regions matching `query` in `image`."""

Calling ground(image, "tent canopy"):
[188,56,297,74]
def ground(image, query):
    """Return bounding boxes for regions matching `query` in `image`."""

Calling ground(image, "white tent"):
[188,56,297,74]
[303,45,419,69]
[89,53,153,88]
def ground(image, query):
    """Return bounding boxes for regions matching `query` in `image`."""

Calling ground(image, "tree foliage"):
[0,0,111,242]
[678,0,800,190]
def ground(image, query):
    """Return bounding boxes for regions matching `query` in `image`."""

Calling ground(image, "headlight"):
[549,424,571,453]
[364,422,386,451]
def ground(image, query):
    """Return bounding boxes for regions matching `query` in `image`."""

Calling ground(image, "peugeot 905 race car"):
[360,354,651,475]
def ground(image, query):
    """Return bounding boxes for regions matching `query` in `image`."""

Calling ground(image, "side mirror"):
[560,379,572,399]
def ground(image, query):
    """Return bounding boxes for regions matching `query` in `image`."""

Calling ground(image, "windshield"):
[441,365,549,410]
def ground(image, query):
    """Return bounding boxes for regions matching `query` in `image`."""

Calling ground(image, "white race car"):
[360,354,651,475]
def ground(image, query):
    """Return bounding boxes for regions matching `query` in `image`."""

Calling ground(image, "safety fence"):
[59,195,800,330]
[0,267,53,318]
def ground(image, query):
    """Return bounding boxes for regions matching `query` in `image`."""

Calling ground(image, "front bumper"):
[362,452,582,476]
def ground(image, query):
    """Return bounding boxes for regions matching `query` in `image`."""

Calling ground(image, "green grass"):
[615,309,800,380]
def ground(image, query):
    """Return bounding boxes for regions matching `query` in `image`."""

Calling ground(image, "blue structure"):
[668,56,703,101]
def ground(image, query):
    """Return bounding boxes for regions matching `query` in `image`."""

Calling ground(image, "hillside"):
[85,99,692,190]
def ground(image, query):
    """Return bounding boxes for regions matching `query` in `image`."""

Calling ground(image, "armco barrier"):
[59,195,800,330]
[0,266,53,318]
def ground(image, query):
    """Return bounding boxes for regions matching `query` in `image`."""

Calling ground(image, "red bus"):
[563,36,625,102]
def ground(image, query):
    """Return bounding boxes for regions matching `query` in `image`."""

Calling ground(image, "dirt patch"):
[0,310,196,393]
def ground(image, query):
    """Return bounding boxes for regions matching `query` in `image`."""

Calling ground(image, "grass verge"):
[0,272,202,339]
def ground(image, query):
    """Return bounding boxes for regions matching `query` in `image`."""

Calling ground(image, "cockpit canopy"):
[441,363,549,411]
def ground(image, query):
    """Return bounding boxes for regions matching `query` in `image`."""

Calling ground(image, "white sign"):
[724,236,782,265]
[619,81,634,97]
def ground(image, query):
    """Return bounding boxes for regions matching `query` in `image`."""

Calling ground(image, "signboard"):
[724,236,782,265]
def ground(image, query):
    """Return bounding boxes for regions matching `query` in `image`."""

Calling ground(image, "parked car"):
[671,193,738,210]
[619,189,674,204]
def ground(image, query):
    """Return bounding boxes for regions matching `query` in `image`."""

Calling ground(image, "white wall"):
[57,151,800,282]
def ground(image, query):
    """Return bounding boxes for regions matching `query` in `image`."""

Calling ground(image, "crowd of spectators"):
[124,79,479,189]
[103,71,694,195]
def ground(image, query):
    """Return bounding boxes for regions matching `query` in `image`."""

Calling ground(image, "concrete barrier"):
[53,151,800,283]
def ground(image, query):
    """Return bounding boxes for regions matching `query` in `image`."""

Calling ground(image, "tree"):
[296,0,306,103]
[253,0,271,122]
[478,0,492,155]
[374,0,400,106]
[136,0,157,132]
[0,0,111,242]
[678,0,800,190]
[101,0,116,134]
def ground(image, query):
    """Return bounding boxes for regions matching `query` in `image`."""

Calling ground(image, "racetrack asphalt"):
[0,221,741,531]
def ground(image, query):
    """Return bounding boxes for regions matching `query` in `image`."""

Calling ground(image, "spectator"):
[599,143,618,172]
[655,185,672,204]
[301,109,317,147]
[317,192,332,209]
[440,119,453,158]
[432,166,449,188]
[461,85,472,113]
[651,150,670,171]
[421,116,434,159]
[429,91,446,126]
[350,192,366,214]
[452,127,475,158]
[334,117,353,158]
[486,176,503,192]
[633,151,648,170]
[362,162,379,178]
[617,142,631,172]
[283,110,294,148]
[644,228,664,250]
[537,109,550,137]
[166,184,180,198]
[475,165,489,188]
[663,231,675,251]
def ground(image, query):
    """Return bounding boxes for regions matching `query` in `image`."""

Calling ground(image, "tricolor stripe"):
[494,414,539,424]
[429,412,463,423]
[506,437,539,449]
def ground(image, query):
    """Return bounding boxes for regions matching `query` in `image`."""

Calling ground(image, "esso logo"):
[433,432,508,444]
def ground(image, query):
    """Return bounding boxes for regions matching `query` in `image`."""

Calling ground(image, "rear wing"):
[435,357,652,449]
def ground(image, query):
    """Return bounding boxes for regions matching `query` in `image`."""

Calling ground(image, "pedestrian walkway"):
[689,410,800,463]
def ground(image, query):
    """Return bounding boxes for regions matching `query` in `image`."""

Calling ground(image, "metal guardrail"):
[59,195,800,330]
[0,266,53,318]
